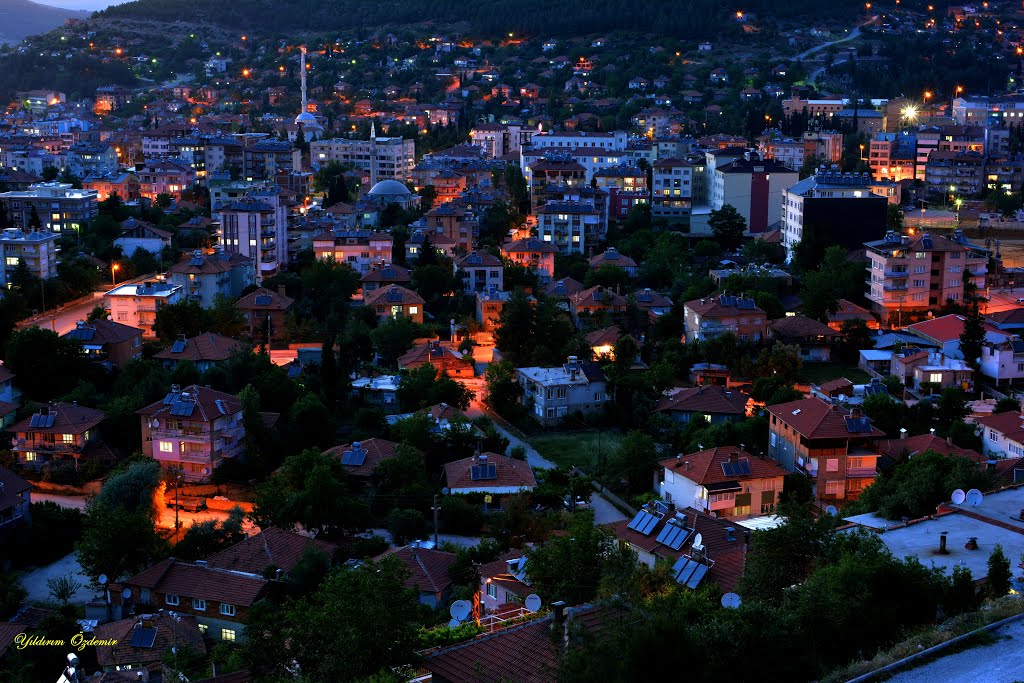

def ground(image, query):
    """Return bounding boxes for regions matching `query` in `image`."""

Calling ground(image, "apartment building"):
[167,250,256,308]
[137,159,196,201]
[536,200,603,255]
[469,123,535,158]
[781,169,889,260]
[924,150,985,198]
[219,195,287,283]
[0,228,58,285]
[362,284,425,324]
[683,295,767,343]
[650,158,692,223]
[9,402,105,469]
[767,398,883,502]
[868,131,917,182]
[516,356,609,426]
[0,182,98,234]
[138,384,245,481]
[455,251,503,294]
[500,238,558,280]
[711,152,798,234]
[864,230,988,324]
[310,135,415,183]
[105,280,184,338]
[658,447,787,520]
[312,230,394,275]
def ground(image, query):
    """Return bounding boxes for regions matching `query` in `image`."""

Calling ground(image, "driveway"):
[887,618,1024,683]
[487,420,556,470]
[19,553,96,605]
[590,492,628,525]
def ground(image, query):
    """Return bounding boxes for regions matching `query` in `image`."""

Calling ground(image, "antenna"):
[449,599,471,622]
[825,505,839,517]
[966,489,984,507]
[525,594,542,612]
[951,488,966,505]
[721,592,742,609]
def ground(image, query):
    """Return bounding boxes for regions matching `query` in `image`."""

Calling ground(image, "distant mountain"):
[99,0,856,37]
[0,0,90,43]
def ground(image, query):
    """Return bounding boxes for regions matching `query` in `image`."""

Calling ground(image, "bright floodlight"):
[901,105,918,120]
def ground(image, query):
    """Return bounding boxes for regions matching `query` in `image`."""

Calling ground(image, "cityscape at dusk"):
[0,0,1024,681]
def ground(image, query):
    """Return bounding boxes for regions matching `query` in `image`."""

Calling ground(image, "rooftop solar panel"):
[685,562,709,589]
[341,448,367,466]
[170,340,187,354]
[470,463,497,480]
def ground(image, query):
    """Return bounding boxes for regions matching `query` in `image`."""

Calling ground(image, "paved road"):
[794,23,866,61]
[887,618,1024,683]
[486,420,556,470]
[32,492,258,533]
[19,553,96,605]
[589,492,627,525]
[18,292,106,336]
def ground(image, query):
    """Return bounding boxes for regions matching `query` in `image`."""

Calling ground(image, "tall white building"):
[0,228,58,285]
[219,191,288,283]
[310,130,415,185]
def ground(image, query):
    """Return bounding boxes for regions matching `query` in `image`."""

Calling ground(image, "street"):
[17,292,107,336]
[18,553,95,604]
[32,492,258,532]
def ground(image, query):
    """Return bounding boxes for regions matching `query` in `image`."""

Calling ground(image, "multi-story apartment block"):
[423,203,475,253]
[0,182,98,234]
[525,130,628,152]
[651,158,692,223]
[469,123,535,158]
[658,447,788,519]
[868,131,917,182]
[951,95,1024,125]
[168,250,256,308]
[243,139,301,180]
[781,169,889,260]
[105,280,184,338]
[516,356,610,426]
[501,238,558,280]
[310,135,415,183]
[137,160,196,201]
[536,199,602,255]
[455,251,503,294]
[65,142,118,178]
[924,150,985,198]
[520,147,626,184]
[711,152,798,234]
[0,228,58,285]
[767,398,882,502]
[312,230,394,275]
[782,97,847,118]
[138,384,245,481]
[9,402,105,469]
[219,193,288,282]
[683,294,767,343]
[170,135,244,183]
[864,231,988,324]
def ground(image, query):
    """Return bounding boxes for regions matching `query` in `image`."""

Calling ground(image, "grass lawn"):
[798,362,872,386]
[530,431,624,472]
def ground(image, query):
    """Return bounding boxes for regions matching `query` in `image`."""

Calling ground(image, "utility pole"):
[432,494,440,547]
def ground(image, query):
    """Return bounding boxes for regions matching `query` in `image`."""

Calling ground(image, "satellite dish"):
[966,489,984,507]
[825,505,839,517]
[121,588,132,600]
[448,618,461,629]
[524,594,542,612]
[692,533,702,548]
[202,468,210,476]
[150,420,159,429]
[449,599,471,622]
[98,574,108,586]
[951,489,967,505]
[721,592,742,609]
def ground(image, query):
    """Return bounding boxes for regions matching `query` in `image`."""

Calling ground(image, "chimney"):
[551,601,567,625]
[685,460,691,471]
[900,428,908,440]
[676,453,682,468]
[946,435,953,446]
[965,537,979,550]
[728,451,739,464]
[939,531,948,554]
[277,284,286,297]
[725,527,736,542]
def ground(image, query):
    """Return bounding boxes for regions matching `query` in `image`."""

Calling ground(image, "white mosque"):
[293,46,324,140]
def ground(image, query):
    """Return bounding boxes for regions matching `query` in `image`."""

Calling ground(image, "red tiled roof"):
[9,402,105,436]
[542,277,584,298]
[456,251,503,268]
[877,434,982,462]
[62,319,143,345]
[444,453,536,492]
[585,325,629,348]
[397,343,470,371]
[361,263,411,283]
[324,437,401,477]
[236,287,294,311]
[423,402,471,422]
[766,397,885,439]
[986,307,1024,326]
[154,332,245,362]
[658,446,787,486]
[502,238,558,254]
[570,285,626,310]
[768,314,838,338]
[973,410,1024,445]
[0,365,13,384]
[125,558,268,606]
[655,385,749,416]
[205,528,337,575]
[0,622,26,657]
[684,295,765,318]
[93,613,205,668]
[424,604,603,683]
[907,314,1010,344]
[362,284,425,307]
[816,377,854,394]
[372,546,457,594]
[588,250,637,269]
[830,298,875,323]
[136,385,241,424]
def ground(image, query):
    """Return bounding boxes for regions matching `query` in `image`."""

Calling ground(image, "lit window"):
[198,623,207,635]
[158,441,173,453]
[221,628,236,642]
[408,306,418,315]
[61,434,74,444]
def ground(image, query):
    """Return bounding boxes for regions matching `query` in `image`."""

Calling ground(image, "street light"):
[111,262,120,286]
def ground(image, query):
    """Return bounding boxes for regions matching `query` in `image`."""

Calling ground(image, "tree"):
[493,289,536,364]
[386,508,427,546]
[987,544,1012,599]
[887,204,905,231]
[370,316,419,367]
[994,396,1021,414]
[959,290,985,373]
[77,500,167,582]
[0,574,25,620]
[6,327,89,400]
[606,431,659,493]
[397,365,473,411]
[153,299,208,340]
[46,574,83,604]
[484,359,523,415]
[27,205,41,231]
[172,507,245,560]
[315,160,352,207]
[524,512,616,605]
[86,305,108,322]
[945,564,979,615]
[289,392,335,452]
[708,204,746,250]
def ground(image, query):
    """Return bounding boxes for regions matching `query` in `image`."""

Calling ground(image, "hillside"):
[99,0,858,37]
[0,0,89,43]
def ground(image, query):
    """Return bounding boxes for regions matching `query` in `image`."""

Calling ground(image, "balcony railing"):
[846,467,877,477]
[151,427,212,441]
[884,282,909,291]
[153,450,213,465]
[14,441,79,453]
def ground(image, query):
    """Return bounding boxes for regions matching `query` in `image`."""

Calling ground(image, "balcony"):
[154,449,213,465]
[884,268,909,277]
[151,428,213,442]
[883,282,909,291]
[846,467,877,477]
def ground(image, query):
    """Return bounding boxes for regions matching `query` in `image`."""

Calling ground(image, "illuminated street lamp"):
[901,104,918,123]
[111,262,120,286]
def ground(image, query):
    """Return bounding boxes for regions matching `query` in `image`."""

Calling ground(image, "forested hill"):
[99,0,859,37]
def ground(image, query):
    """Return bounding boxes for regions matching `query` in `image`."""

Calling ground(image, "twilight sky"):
[32,0,132,10]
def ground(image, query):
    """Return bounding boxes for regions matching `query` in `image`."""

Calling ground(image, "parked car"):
[564,495,590,511]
